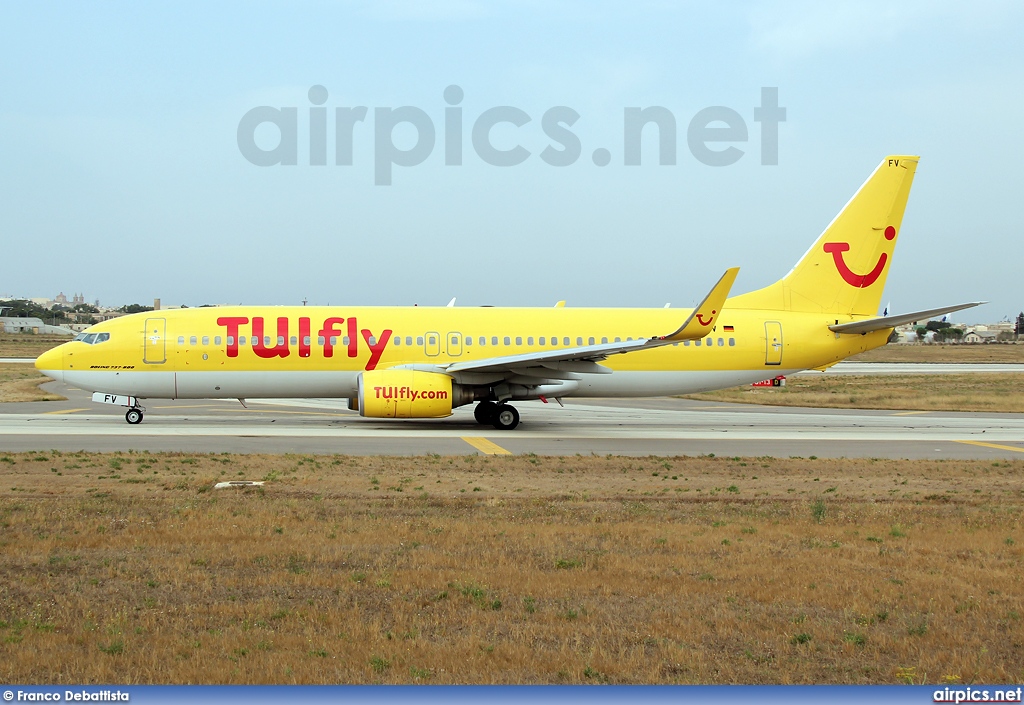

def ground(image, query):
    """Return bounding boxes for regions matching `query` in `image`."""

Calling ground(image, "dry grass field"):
[687,373,1024,413]
[850,344,1024,363]
[0,333,70,359]
[0,363,66,403]
[1,452,1021,684]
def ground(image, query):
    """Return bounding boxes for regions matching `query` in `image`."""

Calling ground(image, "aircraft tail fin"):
[729,155,919,316]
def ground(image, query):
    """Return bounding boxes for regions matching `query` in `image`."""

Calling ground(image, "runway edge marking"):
[461,437,513,455]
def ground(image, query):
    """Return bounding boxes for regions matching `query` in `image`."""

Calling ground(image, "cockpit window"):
[75,332,110,345]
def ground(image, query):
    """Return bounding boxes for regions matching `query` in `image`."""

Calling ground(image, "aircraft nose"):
[35,346,64,383]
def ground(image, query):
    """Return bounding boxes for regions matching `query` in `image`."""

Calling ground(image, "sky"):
[2,0,1022,323]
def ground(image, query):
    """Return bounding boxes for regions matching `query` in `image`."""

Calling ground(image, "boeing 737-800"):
[35,155,981,430]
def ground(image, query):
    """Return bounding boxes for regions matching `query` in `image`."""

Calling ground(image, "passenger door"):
[764,321,783,365]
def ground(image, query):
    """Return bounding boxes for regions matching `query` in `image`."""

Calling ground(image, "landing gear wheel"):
[491,404,520,430]
[474,401,497,425]
[125,408,143,425]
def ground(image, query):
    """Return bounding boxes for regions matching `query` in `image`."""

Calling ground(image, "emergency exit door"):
[446,331,462,357]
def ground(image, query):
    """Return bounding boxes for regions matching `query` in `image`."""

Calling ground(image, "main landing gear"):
[473,400,520,430]
[125,405,145,425]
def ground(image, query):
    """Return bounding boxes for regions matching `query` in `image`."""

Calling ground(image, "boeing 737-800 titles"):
[35,156,981,430]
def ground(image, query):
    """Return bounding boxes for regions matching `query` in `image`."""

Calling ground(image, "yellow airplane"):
[35,155,981,429]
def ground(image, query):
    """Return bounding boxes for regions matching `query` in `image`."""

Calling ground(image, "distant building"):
[963,330,999,344]
[0,317,75,335]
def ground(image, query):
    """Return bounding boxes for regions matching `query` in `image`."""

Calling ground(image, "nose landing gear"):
[125,405,145,425]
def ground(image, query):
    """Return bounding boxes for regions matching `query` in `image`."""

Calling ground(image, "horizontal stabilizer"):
[828,302,985,334]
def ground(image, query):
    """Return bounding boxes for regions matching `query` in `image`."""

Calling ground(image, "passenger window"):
[479,337,485,346]
[318,336,325,345]
[589,337,595,345]
[303,336,311,346]
[729,338,735,346]
[614,337,621,343]
[539,337,546,345]
[601,337,608,344]
[202,336,209,346]
[290,336,297,345]
[504,337,511,346]
[465,337,472,346]
[226,336,233,346]
[368,336,377,345]
[516,337,522,345]
[343,336,350,345]
[277,336,285,345]
[394,337,401,346]
[428,335,436,344]
[215,336,222,345]
[695,339,701,346]
[190,336,197,346]
[178,336,185,345]
[240,336,247,345]
[406,337,413,346]
[527,337,533,345]
[576,337,583,346]
[417,336,424,345]
[330,336,338,346]
[718,338,724,346]
[683,340,690,346]
[563,337,570,345]
[492,336,498,346]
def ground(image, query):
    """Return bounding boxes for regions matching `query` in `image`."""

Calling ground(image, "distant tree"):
[119,303,154,314]
[1016,312,1024,337]
[925,320,951,332]
[71,303,99,314]
[934,327,964,343]
[1,299,69,321]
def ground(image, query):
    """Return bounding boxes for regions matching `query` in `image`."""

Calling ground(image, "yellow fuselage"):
[35,304,889,400]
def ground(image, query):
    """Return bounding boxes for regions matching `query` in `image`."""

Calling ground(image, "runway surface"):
[1,380,1023,459]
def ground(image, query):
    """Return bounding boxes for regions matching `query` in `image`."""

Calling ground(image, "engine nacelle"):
[358,370,470,418]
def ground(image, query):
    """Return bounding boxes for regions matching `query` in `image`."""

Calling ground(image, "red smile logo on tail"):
[695,309,716,326]
[823,226,896,288]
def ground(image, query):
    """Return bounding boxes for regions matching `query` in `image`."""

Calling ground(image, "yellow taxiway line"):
[42,408,89,415]
[891,411,928,416]
[955,440,1024,454]
[461,437,512,455]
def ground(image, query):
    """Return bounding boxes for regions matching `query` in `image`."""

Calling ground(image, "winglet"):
[661,268,739,341]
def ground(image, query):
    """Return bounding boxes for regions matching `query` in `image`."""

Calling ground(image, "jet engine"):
[357,370,473,418]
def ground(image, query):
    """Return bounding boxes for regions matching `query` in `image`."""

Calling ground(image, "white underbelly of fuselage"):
[59,368,797,400]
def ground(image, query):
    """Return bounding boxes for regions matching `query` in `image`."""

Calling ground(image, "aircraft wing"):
[828,302,985,334]
[444,268,739,377]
